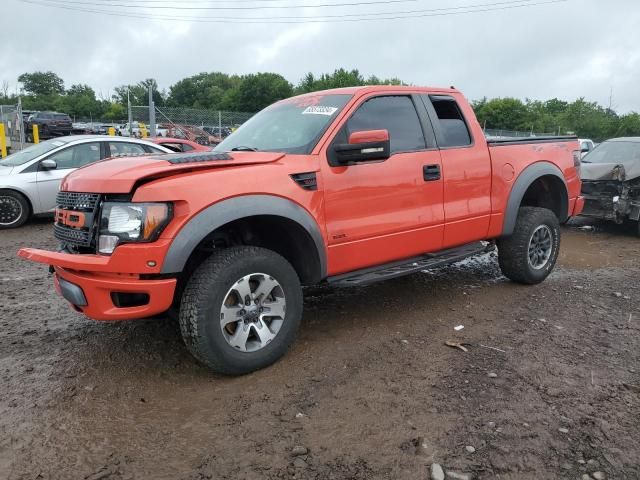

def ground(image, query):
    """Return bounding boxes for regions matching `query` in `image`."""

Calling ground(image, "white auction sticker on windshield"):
[302,106,338,116]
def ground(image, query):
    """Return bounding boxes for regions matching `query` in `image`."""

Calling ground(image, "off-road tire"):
[497,207,560,284]
[179,246,303,375]
[0,189,30,229]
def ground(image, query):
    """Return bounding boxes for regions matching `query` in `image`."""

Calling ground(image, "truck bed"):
[487,135,577,146]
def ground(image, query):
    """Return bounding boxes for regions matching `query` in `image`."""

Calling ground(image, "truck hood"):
[61,151,285,193]
[581,160,640,181]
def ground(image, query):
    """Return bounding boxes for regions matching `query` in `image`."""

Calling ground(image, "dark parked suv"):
[25,111,73,141]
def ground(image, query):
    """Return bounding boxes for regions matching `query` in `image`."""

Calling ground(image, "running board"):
[328,242,494,287]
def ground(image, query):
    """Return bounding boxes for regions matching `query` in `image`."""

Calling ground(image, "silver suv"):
[0,135,171,228]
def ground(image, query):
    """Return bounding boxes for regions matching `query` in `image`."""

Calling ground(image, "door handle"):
[423,164,441,181]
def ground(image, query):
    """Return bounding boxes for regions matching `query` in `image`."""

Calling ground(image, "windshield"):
[0,138,68,166]
[583,141,640,164]
[214,94,352,154]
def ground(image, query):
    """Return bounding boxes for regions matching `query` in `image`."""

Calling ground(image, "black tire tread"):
[497,206,560,285]
[0,189,30,229]
[179,246,301,375]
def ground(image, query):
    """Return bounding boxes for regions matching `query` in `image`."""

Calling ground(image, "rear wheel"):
[0,190,30,229]
[179,246,303,375]
[497,207,560,284]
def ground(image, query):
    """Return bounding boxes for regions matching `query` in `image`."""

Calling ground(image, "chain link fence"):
[0,104,27,153]
[127,106,254,141]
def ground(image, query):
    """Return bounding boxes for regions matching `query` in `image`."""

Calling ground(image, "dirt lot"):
[0,219,638,480]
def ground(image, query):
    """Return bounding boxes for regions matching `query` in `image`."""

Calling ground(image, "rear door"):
[36,142,104,212]
[421,94,492,247]
[322,94,444,275]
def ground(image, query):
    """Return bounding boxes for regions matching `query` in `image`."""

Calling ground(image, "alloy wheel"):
[528,225,553,270]
[219,273,286,352]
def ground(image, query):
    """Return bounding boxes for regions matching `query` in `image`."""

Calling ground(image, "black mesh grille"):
[56,191,100,211]
[54,223,92,247]
[54,191,101,250]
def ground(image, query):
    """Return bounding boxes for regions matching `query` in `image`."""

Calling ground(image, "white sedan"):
[0,135,171,228]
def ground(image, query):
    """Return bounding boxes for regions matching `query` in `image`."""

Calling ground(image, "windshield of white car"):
[0,139,68,166]
[214,94,352,154]
[582,141,640,164]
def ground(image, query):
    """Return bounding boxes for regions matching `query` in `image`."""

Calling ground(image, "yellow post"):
[108,127,115,136]
[33,124,39,144]
[0,124,6,158]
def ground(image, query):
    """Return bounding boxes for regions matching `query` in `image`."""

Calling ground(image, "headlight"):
[98,202,171,254]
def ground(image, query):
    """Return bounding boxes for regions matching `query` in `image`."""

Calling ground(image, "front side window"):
[346,96,426,154]
[46,142,101,169]
[427,95,472,148]
[214,94,352,154]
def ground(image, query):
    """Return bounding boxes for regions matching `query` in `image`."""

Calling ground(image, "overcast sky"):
[2,0,639,112]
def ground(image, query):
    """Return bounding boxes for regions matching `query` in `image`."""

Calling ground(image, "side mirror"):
[40,159,57,170]
[333,129,390,165]
[581,146,590,153]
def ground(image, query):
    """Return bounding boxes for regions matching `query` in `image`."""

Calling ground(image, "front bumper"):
[19,248,176,321]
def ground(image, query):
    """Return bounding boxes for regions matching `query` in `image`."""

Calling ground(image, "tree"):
[167,72,241,109]
[472,97,530,131]
[57,84,106,120]
[18,71,64,96]
[113,78,164,107]
[295,69,405,94]
[223,73,293,112]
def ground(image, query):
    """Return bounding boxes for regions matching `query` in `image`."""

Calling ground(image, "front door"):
[322,94,445,275]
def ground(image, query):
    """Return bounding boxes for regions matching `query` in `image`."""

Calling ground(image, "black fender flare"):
[502,161,568,236]
[160,195,327,277]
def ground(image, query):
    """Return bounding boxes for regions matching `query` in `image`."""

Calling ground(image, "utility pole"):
[608,86,614,114]
[127,88,133,137]
[148,84,156,137]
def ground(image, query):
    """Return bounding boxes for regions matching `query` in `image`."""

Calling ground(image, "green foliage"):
[18,71,64,96]
[113,78,165,107]
[472,96,635,141]
[222,73,293,112]
[167,72,241,109]
[295,68,404,94]
[5,70,640,140]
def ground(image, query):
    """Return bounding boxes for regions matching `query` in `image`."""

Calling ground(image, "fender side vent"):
[291,172,317,191]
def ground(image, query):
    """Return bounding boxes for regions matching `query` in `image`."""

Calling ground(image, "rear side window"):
[427,95,472,148]
[109,142,147,156]
[347,96,426,154]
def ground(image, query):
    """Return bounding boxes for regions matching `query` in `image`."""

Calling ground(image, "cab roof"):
[286,85,460,99]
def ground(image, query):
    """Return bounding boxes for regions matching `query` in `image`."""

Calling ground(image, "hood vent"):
[164,152,233,164]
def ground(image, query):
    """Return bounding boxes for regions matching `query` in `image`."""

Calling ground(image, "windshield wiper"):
[230,146,258,152]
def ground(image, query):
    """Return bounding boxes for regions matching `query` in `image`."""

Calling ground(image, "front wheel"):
[497,207,560,284]
[179,246,303,375]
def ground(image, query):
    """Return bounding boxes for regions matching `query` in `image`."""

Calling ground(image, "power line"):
[20,0,428,10]
[21,0,561,17]
[17,0,568,23]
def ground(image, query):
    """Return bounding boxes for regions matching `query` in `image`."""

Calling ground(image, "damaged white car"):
[580,137,640,234]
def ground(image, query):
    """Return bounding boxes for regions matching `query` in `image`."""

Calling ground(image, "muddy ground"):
[0,218,638,480]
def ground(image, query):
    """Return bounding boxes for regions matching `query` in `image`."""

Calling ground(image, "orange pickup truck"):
[19,86,584,375]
